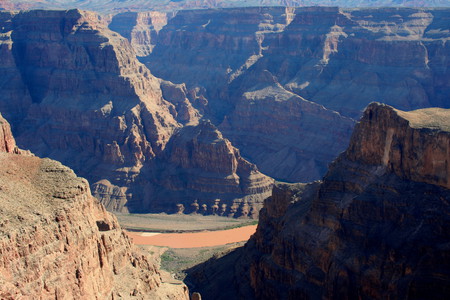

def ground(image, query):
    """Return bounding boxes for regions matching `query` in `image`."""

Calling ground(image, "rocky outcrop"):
[136,120,274,218]
[0,113,17,153]
[248,103,450,299]
[187,103,450,299]
[0,152,188,299]
[144,7,450,182]
[109,11,169,56]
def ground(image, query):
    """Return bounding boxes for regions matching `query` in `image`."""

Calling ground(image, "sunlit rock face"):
[0,114,189,299]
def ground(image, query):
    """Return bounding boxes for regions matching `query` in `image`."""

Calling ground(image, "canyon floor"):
[116,213,256,280]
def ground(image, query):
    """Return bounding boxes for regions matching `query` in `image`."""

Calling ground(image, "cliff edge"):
[187,103,450,299]
[0,115,188,299]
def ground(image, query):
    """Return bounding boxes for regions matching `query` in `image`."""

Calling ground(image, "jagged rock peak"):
[0,152,188,299]
[346,102,450,189]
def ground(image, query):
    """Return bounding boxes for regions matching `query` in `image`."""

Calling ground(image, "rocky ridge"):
[0,114,188,299]
[0,113,17,153]
[187,103,450,299]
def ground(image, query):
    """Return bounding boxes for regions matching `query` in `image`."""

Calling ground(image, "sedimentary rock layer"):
[0,117,188,299]
[0,9,273,215]
[142,120,274,218]
[109,11,169,56]
[187,103,450,299]
[144,6,450,182]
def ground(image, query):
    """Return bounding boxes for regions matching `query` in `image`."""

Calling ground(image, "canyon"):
[143,6,450,182]
[1,7,449,214]
[0,9,273,216]
[187,103,450,299]
[0,113,189,299]
[0,3,449,299]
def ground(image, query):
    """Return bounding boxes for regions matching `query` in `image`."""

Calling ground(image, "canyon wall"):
[0,9,271,215]
[187,103,450,299]
[143,7,450,182]
[0,115,188,299]
[141,120,274,217]
[109,11,169,56]
[144,7,355,182]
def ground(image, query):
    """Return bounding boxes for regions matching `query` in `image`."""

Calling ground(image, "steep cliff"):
[145,7,354,182]
[109,11,169,56]
[140,120,274,218]
[187,103,450,299]
[0,9,183,212]
[0,9,273,215]
[0,113,17,153]
[144,7,450,182]
[0,120,188,299]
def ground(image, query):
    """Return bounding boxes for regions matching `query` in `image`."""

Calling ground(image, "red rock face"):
[0,113,17,153]
[0,153,188,299]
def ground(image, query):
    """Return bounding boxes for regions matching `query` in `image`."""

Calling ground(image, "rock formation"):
[109,11,169,56]
[134,120,274,218]
[0,115,188,299]
[145,7,355,182]
[144,7,450,182]
[0,113,17,153]
[186,103,450,299]
[0,9,272,215]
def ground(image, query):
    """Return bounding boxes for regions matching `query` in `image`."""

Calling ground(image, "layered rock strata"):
[0,9,274,215]
[0,9,182,212]
[109,11,169,56]
[0,119,188,299]
[144,7,450,182]
[0,113,17,153]
[135,120,274,218]
[187,103,450,299]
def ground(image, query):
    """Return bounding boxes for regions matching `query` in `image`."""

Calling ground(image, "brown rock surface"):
[0,112,17,153]
[140,120,274,218]
[0,9,183,212]
[0,152,188,299]
[186,103,450,299]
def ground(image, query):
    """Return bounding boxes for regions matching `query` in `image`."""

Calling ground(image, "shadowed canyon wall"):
[187,103,450,299]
